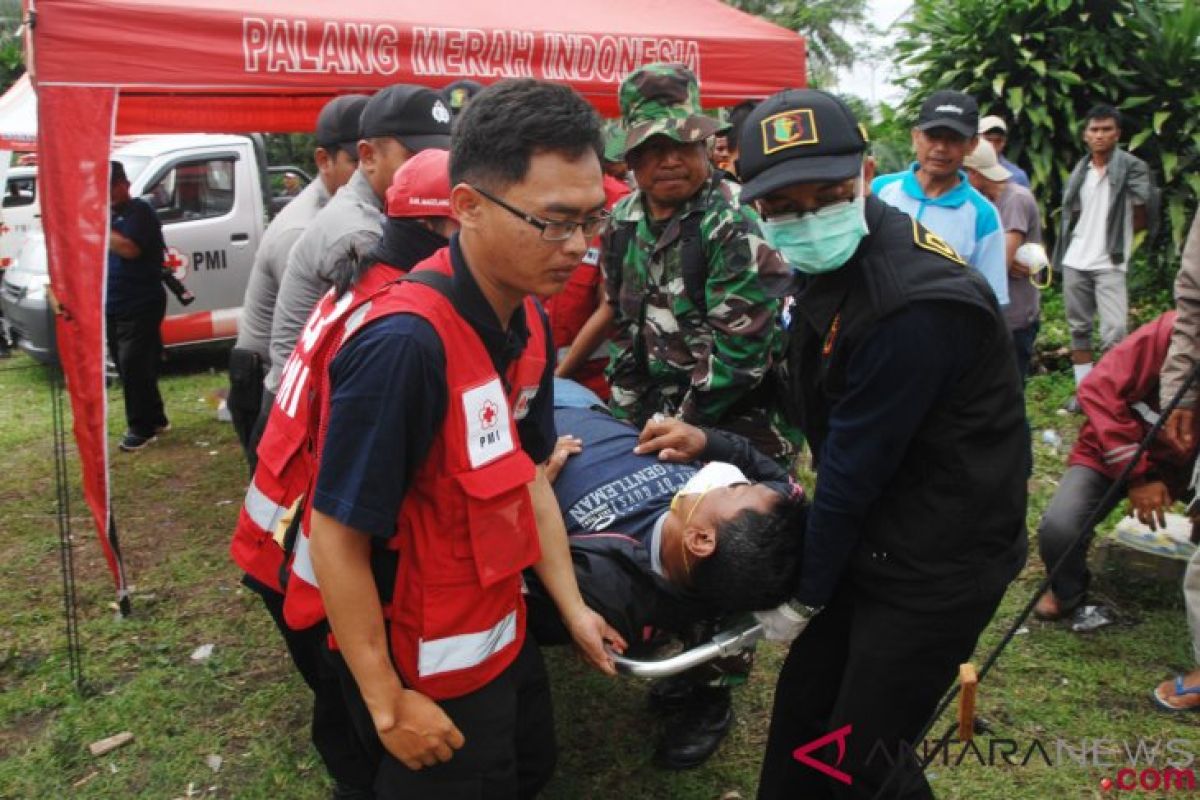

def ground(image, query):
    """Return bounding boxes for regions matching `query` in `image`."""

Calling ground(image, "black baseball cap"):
[441,79,483,115]
[915,90,979,138]
[315,94,369,150]
[738,89,867,203]
[360,84,452,152]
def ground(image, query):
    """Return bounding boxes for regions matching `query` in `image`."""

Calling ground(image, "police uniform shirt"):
[235,178,331,370]
[313,234,556,541]
[269,170,383,392]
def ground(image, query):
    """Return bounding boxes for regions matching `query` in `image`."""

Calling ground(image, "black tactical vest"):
[785,196,1028,608]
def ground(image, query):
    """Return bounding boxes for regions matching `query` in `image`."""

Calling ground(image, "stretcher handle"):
[610,621,764,678]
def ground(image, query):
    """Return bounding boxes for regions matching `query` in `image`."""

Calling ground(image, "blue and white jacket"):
[873,164,1008,306]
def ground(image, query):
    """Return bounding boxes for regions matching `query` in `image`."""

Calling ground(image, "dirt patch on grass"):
[0,708,52,759]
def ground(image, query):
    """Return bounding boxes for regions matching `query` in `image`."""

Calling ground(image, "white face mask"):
[676,462,749,498]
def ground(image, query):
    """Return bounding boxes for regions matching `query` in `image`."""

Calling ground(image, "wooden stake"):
[88,731,134,757]
[957,663,978,742]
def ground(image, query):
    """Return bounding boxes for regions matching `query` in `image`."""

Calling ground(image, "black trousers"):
[327,634,557,800]
[757,582,1005,800]
[227,347,267,470]
[1010,320,1040,383]
[246,578,378,797]
[106,294,167,437]
[249,388,276,467]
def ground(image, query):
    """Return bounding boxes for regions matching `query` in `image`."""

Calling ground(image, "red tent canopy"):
[35,0,806,128]
[29,0,805,604]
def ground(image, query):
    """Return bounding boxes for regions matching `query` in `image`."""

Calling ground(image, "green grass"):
[1,313,1199,798]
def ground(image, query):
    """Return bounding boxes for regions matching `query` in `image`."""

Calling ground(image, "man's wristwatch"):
[785,598,823,621]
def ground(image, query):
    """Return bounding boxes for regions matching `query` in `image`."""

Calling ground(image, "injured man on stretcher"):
[525,380,807,649]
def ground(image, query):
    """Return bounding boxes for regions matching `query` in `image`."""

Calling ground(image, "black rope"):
[49,362,83,693]
[872,357,1200,800]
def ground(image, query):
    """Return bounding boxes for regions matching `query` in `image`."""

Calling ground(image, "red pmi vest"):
[543,249,608,398]
[229,263,400,594]
[283,248,548,700]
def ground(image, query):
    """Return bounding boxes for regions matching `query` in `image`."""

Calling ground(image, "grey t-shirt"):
[267,169,384,391]
[995,182,1044,331]
[235,178,330,363]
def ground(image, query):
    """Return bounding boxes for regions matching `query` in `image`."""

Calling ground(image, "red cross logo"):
[480,400,499,429]
[0,223,10,236]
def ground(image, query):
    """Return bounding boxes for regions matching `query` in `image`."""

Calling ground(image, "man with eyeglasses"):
[301,80,624,799]
[736,88,1027,800]
[604,63,797,467]
[601,61,798,772]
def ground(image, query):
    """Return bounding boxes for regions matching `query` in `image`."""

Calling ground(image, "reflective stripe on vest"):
[243,479,289,535]
[290,521,319,588]
[419,609,517,678]
[233,265,401,600]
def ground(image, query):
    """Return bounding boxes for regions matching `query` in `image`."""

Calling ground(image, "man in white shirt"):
[1053,104,1157,408]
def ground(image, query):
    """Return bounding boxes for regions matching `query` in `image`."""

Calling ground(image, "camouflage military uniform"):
[605,62,799,465]
[604,175,798,463]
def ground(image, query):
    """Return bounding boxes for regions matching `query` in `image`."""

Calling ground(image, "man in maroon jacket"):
[1036,311,1200,627]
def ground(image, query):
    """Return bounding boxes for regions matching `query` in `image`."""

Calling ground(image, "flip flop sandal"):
[1151,676,1200,713]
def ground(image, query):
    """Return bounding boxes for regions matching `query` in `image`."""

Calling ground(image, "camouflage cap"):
[602,120,628,163]
[619,63,718,156]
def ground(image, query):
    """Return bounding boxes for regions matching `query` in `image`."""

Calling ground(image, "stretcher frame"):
[610,620,764,678]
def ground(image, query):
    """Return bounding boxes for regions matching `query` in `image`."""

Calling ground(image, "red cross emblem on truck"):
[163,246,188,276]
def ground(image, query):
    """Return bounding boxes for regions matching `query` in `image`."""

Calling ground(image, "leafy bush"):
[896,0,1200,292]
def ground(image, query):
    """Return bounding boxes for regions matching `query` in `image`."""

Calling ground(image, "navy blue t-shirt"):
[313,237,557,540]
[106,198,165,315]
[552,407,696,543]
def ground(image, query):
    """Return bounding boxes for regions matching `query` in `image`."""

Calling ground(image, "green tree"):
[263,134,317,176]
[0,0,23,91]
[864,101,913,176]
[724,0,872,86]
[895,0,1200,284]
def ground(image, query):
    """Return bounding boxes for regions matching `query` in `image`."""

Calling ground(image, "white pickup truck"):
[0,133,307,364]
[0,165,39,272]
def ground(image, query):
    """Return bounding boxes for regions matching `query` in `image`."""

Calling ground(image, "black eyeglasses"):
[472,184,610,242]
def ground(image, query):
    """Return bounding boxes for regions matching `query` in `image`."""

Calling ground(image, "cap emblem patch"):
[761,109,818,155]
[432,100,451,124]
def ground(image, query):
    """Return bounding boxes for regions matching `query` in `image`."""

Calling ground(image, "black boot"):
[653,686,733,770]
[647,672,697,713]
